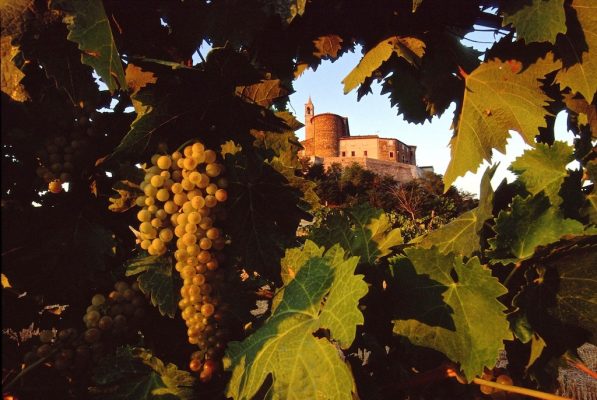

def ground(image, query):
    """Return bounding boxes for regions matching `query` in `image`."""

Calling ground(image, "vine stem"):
[472,378,572,400]
[503,262,521,287]
[3,349,59,392]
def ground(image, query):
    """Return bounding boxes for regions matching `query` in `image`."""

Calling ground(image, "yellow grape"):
[156,155,172,170]
[156,188,170,202]
[137,209,151,222]
[204,150,216,164]
[150,175,165,188]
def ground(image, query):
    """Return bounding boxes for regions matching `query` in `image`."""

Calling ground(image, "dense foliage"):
[1,1,595,399]
[305,162,477,241]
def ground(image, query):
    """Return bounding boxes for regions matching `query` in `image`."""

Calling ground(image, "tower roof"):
[306,96,313,105]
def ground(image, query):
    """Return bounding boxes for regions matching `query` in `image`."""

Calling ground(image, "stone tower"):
[305,97,314,142]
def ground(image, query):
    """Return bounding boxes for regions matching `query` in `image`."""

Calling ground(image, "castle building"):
[300,98,427,182]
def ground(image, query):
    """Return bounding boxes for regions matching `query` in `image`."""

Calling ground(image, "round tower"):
[312,113,346,157]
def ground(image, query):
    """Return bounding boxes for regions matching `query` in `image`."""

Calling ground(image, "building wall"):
[317,156,423,182]
[376,139,399,162]
[338,137,379,158]
[312,113,347,157]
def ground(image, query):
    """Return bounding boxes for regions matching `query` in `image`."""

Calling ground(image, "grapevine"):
[1,1,595,399]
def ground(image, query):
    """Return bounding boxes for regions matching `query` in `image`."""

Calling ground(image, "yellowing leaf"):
[108,180,142,213]
[293,62,309,79]
[235,79,288,108]
[563,92,597,135]
[1,273,12,289]
[220,140,242,157]
[125,64,157,114]
[343,36,426,94]
[1,36,28,102]
[444,53,561,189]
[313,34,343,59]
[555,0,597,100]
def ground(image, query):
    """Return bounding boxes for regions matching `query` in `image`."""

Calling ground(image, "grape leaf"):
[308,204,403,265]
[222,151,310,282]
[313,35,343,59]
[414,165,496,256]
[125,254,178,318]
[443,53,561,189]
[92,347,194,400]
[280,240,324,285]
[125,64,157,113]
[563,92,597,134]
[555,0,597,100]
[235,79,289,108]
[392,247,512,381]
[343,36,425,94]
[225,245,366,399]
[0,0,32,38]
[509,141,574,207]
[544,244,597,342]
[264,0,306,24]
[502,0,566,44]
[59,0,126,93]
[488,194,586,263]
[1,36,28,102]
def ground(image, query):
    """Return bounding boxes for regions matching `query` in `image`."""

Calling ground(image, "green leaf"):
[343,36,425,94]
[502,0,566,44]
[58,0,125,94]
[225,245,367,399]
[235,79,289,108]
[222,151,310,281]
[392,247,512,381]
[555,0,597,100]
[92,347,195,400]
[264,0,307,24]
[488,194,586,263]
[443,53,561,189]
[509,141,574,207]
[527,333,547,370]
[125,254,178,318]
[544,244,597,342]
[308,204,403,265]
[414,165,496,256]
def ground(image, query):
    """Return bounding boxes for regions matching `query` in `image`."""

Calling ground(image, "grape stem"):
[3,348,60,392]
[472,378,571,400]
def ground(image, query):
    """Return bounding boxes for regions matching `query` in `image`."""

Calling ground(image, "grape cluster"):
[134,141,230,382]
[35,102,99,193]
[479,368,514,398]
[23,281,147,373]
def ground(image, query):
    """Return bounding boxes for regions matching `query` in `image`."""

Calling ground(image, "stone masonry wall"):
[321,157,423,183]
[312,114,346,157]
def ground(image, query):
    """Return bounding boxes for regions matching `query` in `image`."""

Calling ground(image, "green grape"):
[39,330,54,343]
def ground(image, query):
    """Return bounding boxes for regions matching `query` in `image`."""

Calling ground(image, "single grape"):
[39,330,54,343]
[495,374,513,386]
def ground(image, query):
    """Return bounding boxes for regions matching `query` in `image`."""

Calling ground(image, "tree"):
[1,1,595,400]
